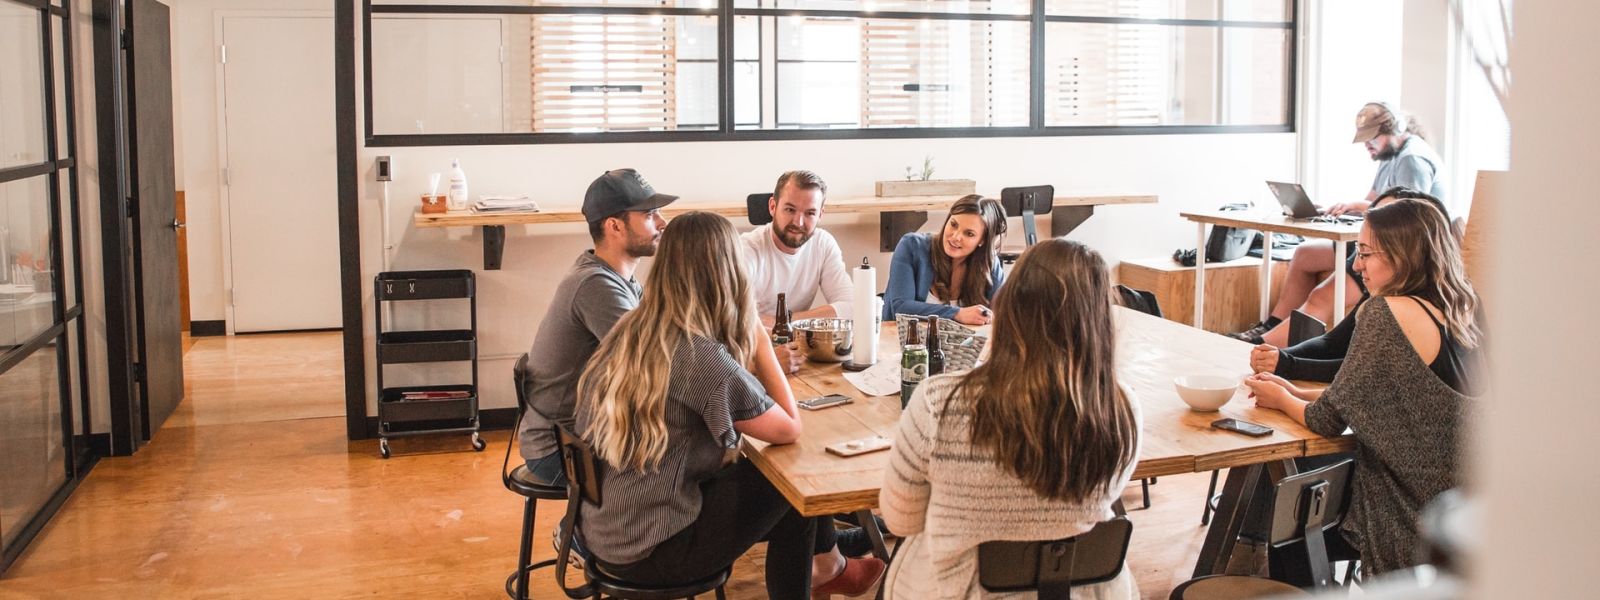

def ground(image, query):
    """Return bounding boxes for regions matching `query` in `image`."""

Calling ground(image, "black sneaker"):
[1227,321,1270,344]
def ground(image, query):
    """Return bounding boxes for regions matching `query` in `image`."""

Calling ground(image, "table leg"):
[856,509,891,561]
[1260,232,1274,322]
[1332,240,1348,325]
[1192,460,1299,578]
[1194,222,1207,328]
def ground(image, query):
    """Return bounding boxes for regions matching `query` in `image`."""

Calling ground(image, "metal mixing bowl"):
[790,318,855,363]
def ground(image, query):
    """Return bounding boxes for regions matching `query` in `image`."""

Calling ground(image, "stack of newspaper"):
[471,195,540,213]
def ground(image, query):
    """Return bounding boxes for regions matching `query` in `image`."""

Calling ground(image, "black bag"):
[1205,203,1254,263]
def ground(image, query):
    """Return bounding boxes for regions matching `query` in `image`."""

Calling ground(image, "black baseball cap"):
[581,168,678,224]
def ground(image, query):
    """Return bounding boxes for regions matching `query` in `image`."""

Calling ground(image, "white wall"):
[1301,0,1404,206]
[357,134,1297,412]
[168,0,328,322]
[1477,2,1600,597]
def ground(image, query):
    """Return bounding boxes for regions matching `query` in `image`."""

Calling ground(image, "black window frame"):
[360,0,1297,146]
[0,0,94,575]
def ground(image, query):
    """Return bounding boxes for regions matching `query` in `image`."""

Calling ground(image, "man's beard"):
[625,234,659,257]
[1373,140,1402,161]
[776,225,814,250]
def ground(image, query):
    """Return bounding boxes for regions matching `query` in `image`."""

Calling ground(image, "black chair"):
[553,426,730,600]
[746,193,774,226]
[1114,285,1161,508]
[1176,460,1358,597]
[1287,310,1326,346]
[503,353,569,600]
[975,516,1133,599]
[998,184,1054,265]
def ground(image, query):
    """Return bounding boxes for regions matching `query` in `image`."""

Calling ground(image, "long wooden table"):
[741,306,1354,567]
[415,193,1156,269]
[1180,210,1362,330]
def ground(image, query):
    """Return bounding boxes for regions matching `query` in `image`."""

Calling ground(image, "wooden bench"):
[1118,256,1289,334]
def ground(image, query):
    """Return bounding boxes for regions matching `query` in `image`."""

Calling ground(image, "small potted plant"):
[875,155,976,197]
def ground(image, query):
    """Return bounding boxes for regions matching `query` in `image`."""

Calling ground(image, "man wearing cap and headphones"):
[1229,102,1450,345]
[1326,102,1448,216]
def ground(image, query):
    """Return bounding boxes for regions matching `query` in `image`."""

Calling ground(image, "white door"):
[219,15,339,332]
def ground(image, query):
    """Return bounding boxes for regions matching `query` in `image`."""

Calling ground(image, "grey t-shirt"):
[517,251,642,461]
[1371,136,1448,206]
[573,336,775,565]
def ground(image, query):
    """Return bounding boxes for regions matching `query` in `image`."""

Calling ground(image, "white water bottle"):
[447,159,469,211]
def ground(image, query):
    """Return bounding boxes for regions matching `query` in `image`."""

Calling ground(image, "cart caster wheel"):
[380,438,391,459]
[471,433,486,451]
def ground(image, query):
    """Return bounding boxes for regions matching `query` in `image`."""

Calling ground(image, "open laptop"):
[1265,181,1323,219]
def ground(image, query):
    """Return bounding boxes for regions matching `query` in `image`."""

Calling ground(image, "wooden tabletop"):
[1179,210,1362,241]
[741,307,1354,517]
[414,193,1157,228]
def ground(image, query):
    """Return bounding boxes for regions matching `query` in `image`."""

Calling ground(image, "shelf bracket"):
[880,210,929,252]
[1051,205,1096,238]
[483,225,506,270]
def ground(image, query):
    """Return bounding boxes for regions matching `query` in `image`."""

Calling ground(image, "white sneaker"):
[551,522,586,571]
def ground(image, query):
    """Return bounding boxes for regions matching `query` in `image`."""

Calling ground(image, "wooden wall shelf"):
[414,193,1157,269]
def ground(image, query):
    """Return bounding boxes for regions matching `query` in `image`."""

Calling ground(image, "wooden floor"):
[0,332,1216,599]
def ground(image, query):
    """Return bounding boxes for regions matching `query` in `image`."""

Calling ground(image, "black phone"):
[1211,418,1273,437]
[799,394,852,411]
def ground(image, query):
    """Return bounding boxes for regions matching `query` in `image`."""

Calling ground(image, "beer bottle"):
[772,293,791,344]
[900,320,928,408]
[926,315,946,376]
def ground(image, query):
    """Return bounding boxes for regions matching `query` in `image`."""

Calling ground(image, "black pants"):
[598,460,834,600]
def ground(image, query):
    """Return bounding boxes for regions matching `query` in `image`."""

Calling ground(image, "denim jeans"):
[525,448,568,487]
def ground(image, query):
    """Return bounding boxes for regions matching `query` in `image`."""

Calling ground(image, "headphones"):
[1372,101,1407,137]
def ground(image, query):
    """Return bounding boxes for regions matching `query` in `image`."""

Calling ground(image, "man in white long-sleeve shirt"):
[741,170,856,373]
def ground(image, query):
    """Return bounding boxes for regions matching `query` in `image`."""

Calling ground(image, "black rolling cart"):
[374,269,486,458]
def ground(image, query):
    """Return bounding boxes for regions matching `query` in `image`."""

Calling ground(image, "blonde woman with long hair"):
[573,211,884,600]
[1247,197,1484,575]
[880,239,1142,599]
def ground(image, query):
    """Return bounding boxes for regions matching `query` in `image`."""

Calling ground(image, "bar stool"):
[504,353,569,600]
[1168,575,1308,599]
[554,425,731,600]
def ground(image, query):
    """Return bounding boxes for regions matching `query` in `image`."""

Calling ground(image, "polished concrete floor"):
[0,332,1216,598]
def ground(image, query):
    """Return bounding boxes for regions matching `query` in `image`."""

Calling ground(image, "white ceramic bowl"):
[1173,375,1239,412]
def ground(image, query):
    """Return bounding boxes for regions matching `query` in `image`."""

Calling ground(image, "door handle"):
[172,219,186,230]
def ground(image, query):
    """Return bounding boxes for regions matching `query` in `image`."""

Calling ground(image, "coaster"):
[841,359,875,372]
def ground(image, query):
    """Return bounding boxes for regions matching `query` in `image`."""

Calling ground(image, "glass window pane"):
[1046,0,1288,21]
[376,0,719,7]
[1,4,48,169]
[0,339,66,549]
[56,171,75,312]
[67,320,82,437]
[772,17,1029,129]
[53,17,70,161]
[1045,23,1287,126]
[370,13,722,135]
[736,0,1031,15]
[0,176,56,350]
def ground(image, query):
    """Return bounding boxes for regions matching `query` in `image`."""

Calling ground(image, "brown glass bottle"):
[925,315,945,376]
[772,293,792,343]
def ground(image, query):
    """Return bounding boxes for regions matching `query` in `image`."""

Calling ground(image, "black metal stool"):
[554,425,730,600]
[504,353,569,599]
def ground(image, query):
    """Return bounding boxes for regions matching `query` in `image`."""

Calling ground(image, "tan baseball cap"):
[1352,103,1395,143]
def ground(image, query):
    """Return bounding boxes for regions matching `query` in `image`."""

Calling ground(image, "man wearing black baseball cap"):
[518,168,677,489]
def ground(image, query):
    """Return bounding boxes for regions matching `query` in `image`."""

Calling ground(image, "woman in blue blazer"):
[882,195,1008,326]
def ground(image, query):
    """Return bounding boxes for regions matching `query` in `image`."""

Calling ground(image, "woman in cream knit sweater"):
[880,239,1142,600]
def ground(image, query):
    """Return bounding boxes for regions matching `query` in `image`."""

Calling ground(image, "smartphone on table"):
[798,394,852,411]
[1211,418,1273,437]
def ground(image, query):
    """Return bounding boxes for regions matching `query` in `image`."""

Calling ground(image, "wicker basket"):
[895,314,987,372]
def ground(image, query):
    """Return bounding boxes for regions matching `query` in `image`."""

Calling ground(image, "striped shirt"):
[880,374,1143,600]
[573,336,775,565]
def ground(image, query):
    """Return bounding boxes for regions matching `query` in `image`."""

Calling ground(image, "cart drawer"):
[376,269,474,301]
[377,330,475,363]
[380,385,477,423]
